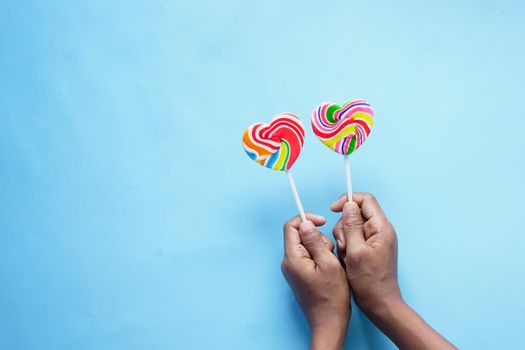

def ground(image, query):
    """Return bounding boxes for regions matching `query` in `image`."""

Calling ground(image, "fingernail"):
[343,202,358,215]
[337,239,343,247]
[300,221,315,232]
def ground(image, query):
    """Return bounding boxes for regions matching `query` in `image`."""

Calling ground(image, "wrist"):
[361,296,428,347]
[310,327,345,350]
[310,317,348,350]
[356,286,403,319]
[364,296,407,324]
[360,297,457,349]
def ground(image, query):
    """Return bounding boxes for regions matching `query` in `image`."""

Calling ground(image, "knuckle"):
[365,219,383,232]
[388,228,398,244]
[382,221,397,238]
[385,237,397,249]
[363,192,376,201]
[345,253,362,266]
[281,259,292,274]
[302,238,317,251]
[388,221,397,234]
[346,247,367,265]
[344,217,363,230]
[365,218,394,234]
[325,258,340,270]
[301,230,317,244]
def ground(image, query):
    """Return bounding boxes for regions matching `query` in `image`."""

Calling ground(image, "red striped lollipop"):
[242,113,304,171]
[242,113,307,221]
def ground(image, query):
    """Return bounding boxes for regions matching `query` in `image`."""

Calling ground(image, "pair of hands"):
[281,193,456,350]
[282,192,397,349]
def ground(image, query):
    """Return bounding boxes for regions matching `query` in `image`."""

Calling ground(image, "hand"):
[331,193,457,350]
[331,192,401,315]
[282,213,350,350]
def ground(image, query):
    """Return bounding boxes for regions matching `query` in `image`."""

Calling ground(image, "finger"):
[284,212,326,232]
[342,201,365,248]
[298,221,331,262]
[332,223,346,270]
[330,193,351,212]
[284,213,326,259]
[330,192,385,220]
[363,216,393,240]
[333,219,348,266]
[332,218,346,252]
[320,233,335,252]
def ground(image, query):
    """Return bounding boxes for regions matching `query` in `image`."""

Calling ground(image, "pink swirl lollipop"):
[311,99,375,201]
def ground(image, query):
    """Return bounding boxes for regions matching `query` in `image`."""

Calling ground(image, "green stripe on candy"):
[326,104,341,124]
[280,140,290,171]
[347,137,356,155]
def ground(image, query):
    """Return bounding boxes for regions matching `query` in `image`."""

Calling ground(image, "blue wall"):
[1,1,524,349]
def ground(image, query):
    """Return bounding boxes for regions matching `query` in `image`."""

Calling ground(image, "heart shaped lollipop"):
[243,113,305,171]
[311,99,374,155]
[311,99,375,202]
[242,112,306,221]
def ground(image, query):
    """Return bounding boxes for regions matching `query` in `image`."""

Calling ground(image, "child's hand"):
[282,213,350,350]
[330,193,401,315]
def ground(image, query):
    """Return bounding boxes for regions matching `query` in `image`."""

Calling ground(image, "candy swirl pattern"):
[311,99,374,155]
[243,113,305,171]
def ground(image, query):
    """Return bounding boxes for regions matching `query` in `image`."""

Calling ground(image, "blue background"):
[1,0,524,349]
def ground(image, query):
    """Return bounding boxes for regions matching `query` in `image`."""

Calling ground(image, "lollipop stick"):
[286,170,306,222]
[344,155,353,202]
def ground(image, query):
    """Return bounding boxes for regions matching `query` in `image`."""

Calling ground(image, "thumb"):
[299,221,330,262]
[342,202,365,249]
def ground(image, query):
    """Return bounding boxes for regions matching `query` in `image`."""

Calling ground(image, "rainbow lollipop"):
[243,113,307,221]
[311,99,374,201]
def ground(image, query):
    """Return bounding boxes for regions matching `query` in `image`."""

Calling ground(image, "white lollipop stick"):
[344,155,353,202]
[286,170,306,222]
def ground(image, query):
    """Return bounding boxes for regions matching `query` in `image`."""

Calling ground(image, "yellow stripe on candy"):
[321,124,356,148]
[273,141,289,170]
[354,112,374,127]
[320,112,374,149]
